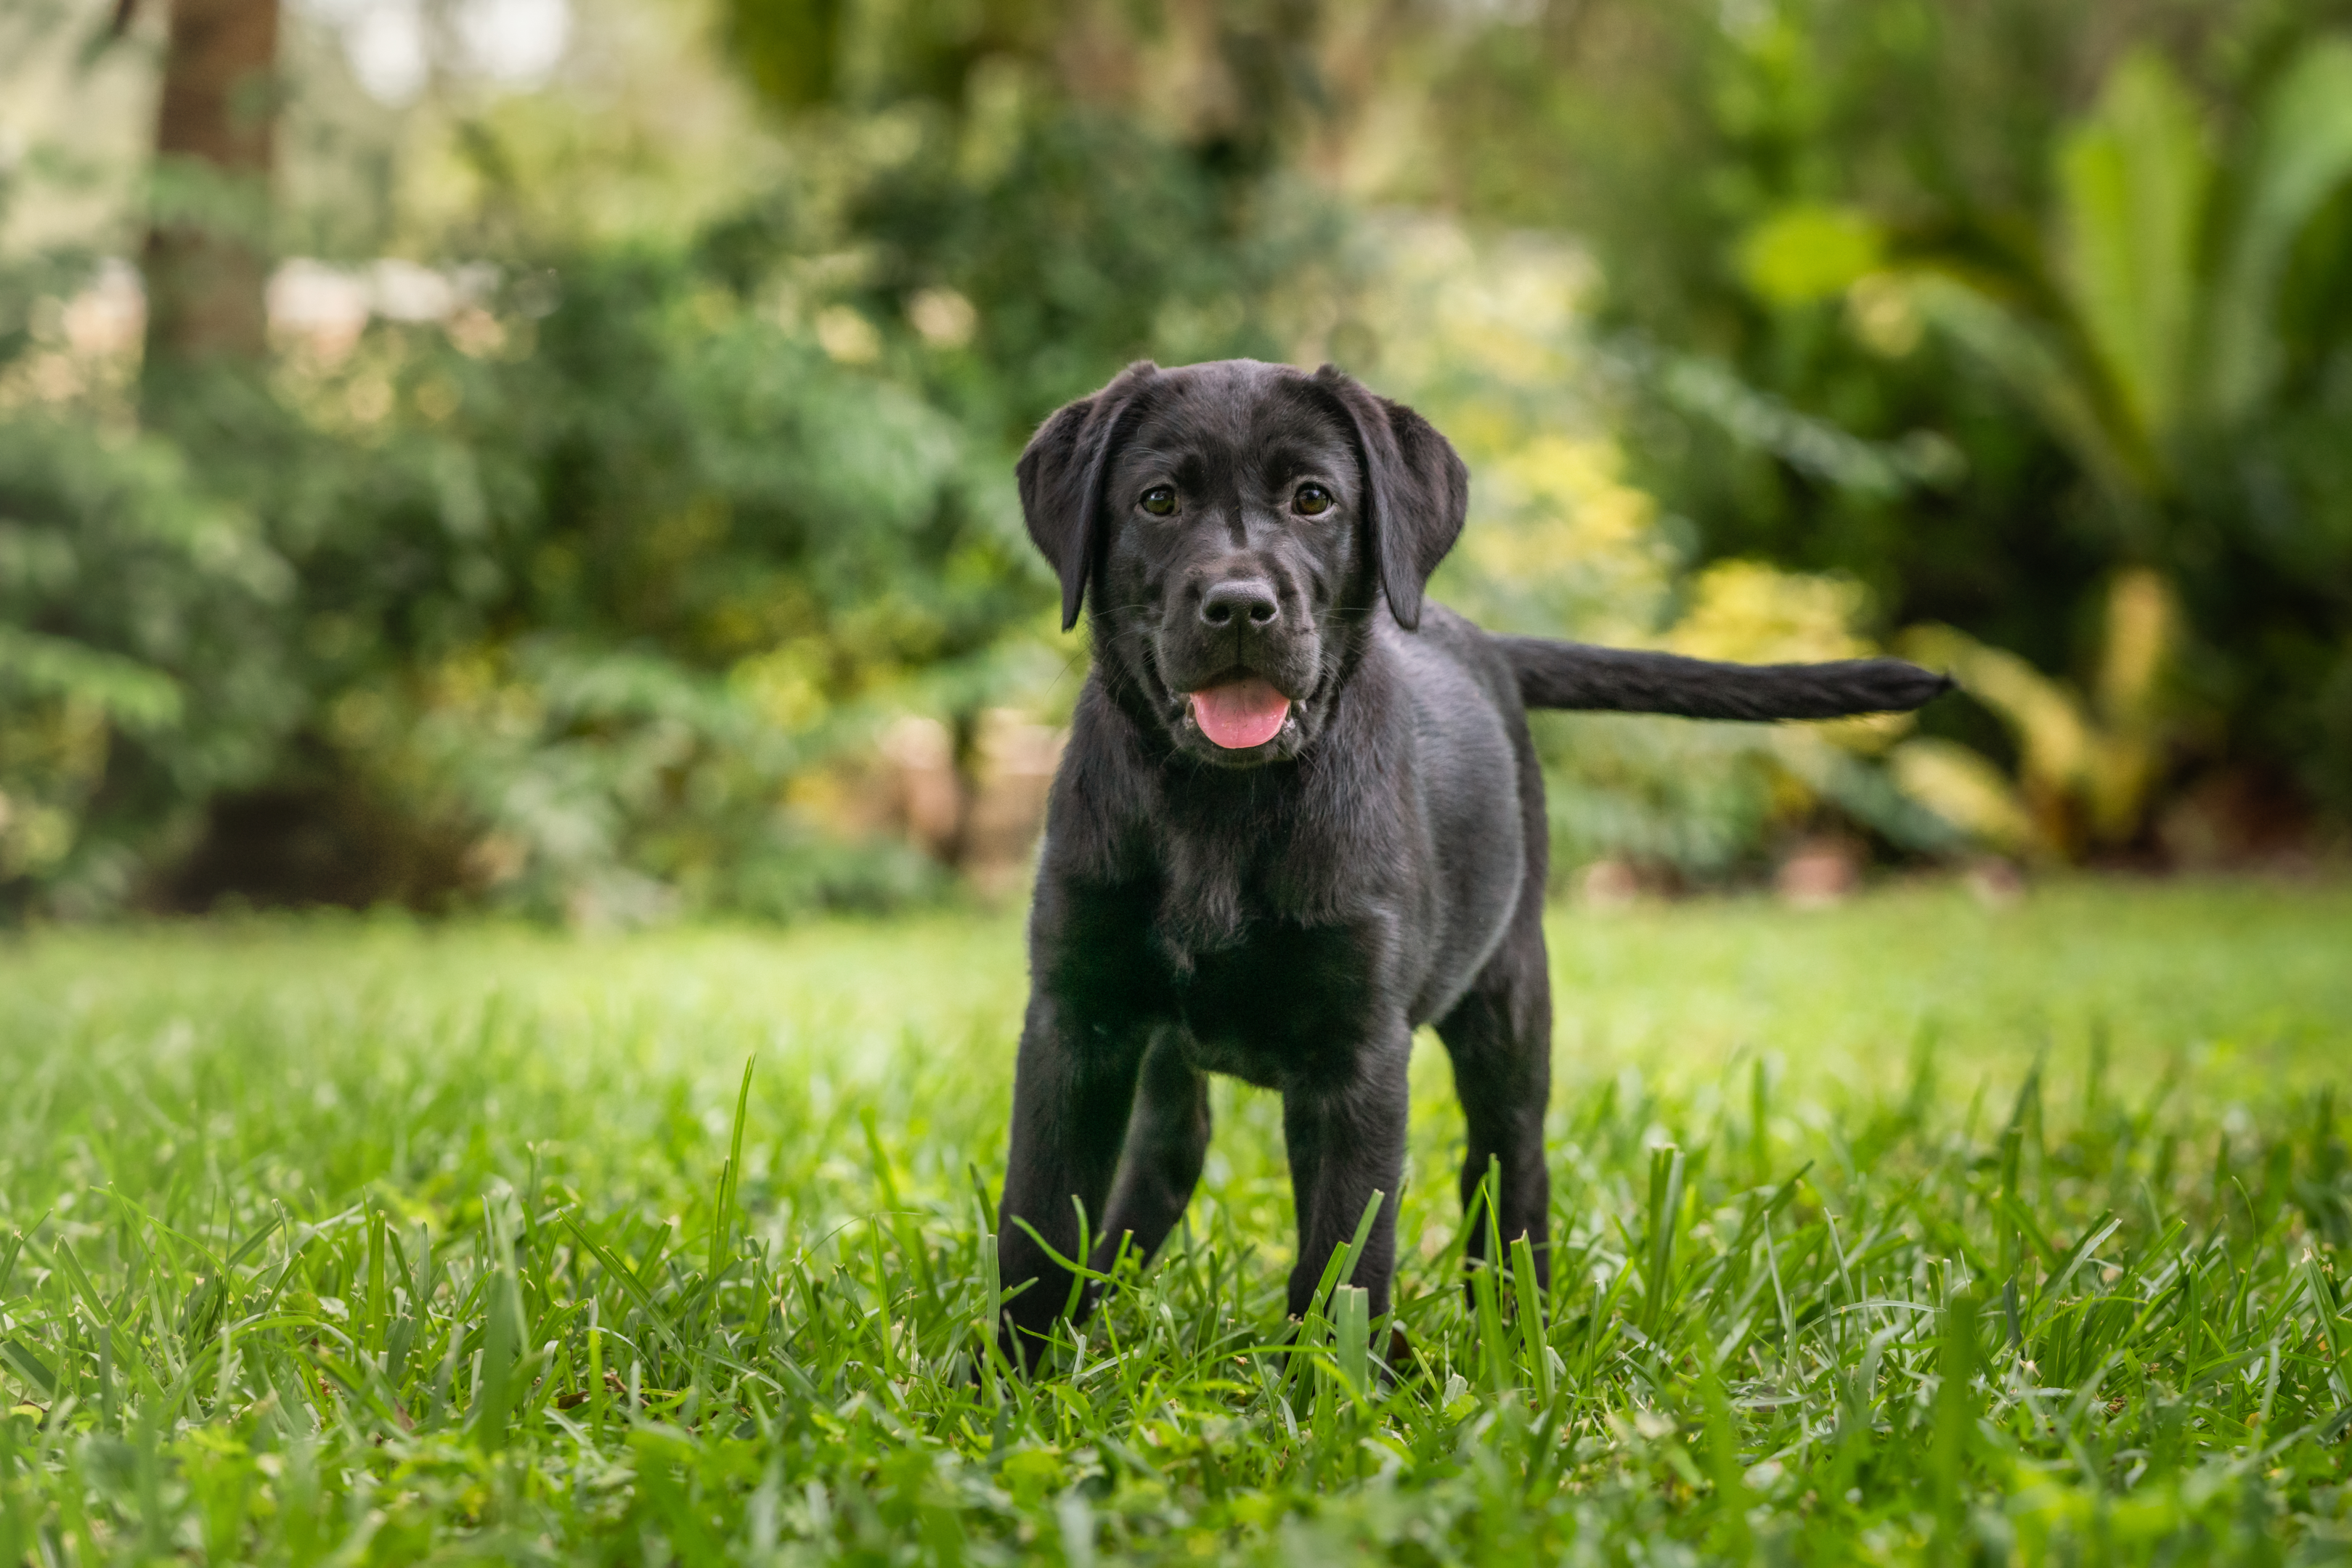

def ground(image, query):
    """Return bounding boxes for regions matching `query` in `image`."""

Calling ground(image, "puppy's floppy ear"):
[1311,364,1467,632]
[1017,361,1159,632]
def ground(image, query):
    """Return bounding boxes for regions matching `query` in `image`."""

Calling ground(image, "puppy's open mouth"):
[1187,676,1292,750]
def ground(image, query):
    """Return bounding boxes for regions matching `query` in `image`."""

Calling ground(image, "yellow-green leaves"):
[1734,203,1886,306]
[1894,568,2181,857]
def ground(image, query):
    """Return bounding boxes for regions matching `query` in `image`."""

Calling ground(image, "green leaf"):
[1905,271,2157,507]
[709,1055,755,1278]
[1332,1284,1369,1397]
[1640,1144,1686,1339]
[2203,38,2352,423]
[1735,204,1886,306]
[1929,1295,1982,1533]
[1510,1233,1553,1403]
[0,1338,56,1397]
[473,1206,525,1453]
[2054,49,2212,454]
[0,626,183,730]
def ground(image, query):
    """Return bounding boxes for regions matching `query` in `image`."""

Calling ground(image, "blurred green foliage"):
[1433,0,2352,823]
[2,0,2349,920]
[1,0,1333,918]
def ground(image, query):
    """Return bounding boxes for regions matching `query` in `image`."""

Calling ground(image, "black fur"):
[1502,638,1953,720]
[993,359,1948,1367]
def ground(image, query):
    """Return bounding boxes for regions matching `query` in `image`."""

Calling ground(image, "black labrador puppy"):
[993,358,1946,1365]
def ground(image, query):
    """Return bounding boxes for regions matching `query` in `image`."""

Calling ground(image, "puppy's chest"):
[1159,918,1383,1086]
[1046,751,1410,1082]
[1054,857,1392,1087]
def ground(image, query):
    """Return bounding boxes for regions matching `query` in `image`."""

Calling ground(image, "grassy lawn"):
[1,878,2350,1564]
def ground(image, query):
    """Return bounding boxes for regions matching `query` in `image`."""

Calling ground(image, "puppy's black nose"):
[1201,579,1279,629]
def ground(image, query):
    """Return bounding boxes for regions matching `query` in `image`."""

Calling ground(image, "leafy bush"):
[1431,0,2352,836]
[1354,221,1957,882]
[14,0,2346,920]
[0,409,298,915]
[0,46,1335,919]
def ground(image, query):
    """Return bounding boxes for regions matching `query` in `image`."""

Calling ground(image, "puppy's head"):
[1018,359,1467,767]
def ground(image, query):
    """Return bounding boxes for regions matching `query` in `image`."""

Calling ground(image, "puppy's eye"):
[1293,482,1334,515]
[1139,486,1177,516]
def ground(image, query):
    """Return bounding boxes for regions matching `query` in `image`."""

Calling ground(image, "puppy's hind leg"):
[1091,1030,1212,1282]
[1435,899,1554,1294]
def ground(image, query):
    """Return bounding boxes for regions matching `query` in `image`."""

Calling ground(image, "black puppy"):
[993,359,1945,1365]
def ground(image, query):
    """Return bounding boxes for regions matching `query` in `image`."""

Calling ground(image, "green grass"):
[1,878,2350,1564]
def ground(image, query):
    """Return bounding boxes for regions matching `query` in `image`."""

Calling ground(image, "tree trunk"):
[139,0,280,383]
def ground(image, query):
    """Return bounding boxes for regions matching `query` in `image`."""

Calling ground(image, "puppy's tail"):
[1498,636,1953,721]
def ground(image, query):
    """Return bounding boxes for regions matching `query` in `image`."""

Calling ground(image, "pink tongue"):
[1190,678,1291,749]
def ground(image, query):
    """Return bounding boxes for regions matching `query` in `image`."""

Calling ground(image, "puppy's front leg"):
[1092,1030,1211,1275]
[995,995,1146,1364]
[1280,1034,1411,1320]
